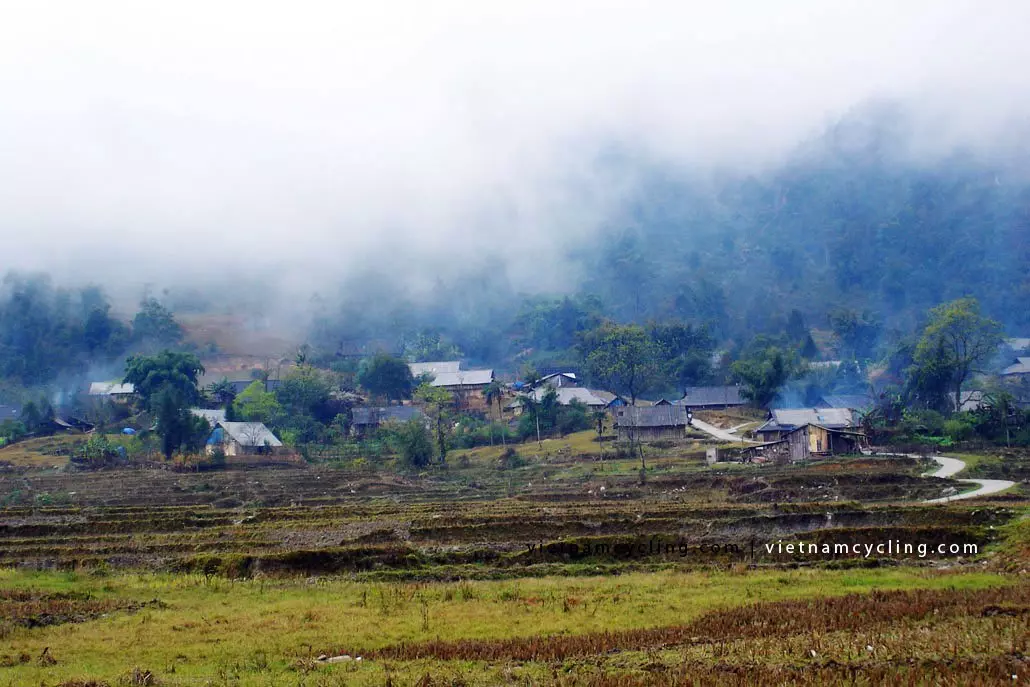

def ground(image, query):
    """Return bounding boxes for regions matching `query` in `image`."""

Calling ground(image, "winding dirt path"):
[923,455,1015,503]
[690,417,757,444]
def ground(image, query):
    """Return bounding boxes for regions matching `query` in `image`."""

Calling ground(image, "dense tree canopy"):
[123,351,204,410]
[357,352,414,403]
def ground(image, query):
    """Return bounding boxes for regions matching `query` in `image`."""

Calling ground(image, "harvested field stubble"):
[351,585,1030,662]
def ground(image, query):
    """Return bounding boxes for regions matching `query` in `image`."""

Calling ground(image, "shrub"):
[943,417,975,442]
[498,447,526,470]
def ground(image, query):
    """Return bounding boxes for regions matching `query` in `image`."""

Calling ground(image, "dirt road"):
[923,455,1015,503]
[690,417,757,444]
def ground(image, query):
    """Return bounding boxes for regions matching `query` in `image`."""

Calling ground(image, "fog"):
[2,1,1029,303]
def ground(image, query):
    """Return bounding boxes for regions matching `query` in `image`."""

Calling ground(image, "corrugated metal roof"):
[217,421,283,447]
[409,361,461,377]
[88,382,135,396]
[613,405,690,428]
[352,406,424,426]
[191,408,227,424]
[758,408,854,432]
[1002,357,1030,375]
[675,386,744,407]
[817,394,874,411]
[430,370,494,387]
[538,387,608,406]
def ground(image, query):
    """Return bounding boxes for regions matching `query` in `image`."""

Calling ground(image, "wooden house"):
[754,408,855,443]
[613,405,690,442]
[674,385,746,410]
[351,406,425,437]
[207,421,283,456]
[742,423,867,464]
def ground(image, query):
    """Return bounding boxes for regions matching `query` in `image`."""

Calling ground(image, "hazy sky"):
[2,1,1029,299]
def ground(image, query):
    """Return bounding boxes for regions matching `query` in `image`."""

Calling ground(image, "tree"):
[153,384,211,459]
[403,330,462,362]
[207,378,237,410]
[131,298,184,349]
[731,344,803,408]
[414,382,453,464]
[357,352,414,403]
[649,321,715,394]
[389,419,435,468]
[123,350,204,410]
[233,381,282,424]
[276,366,332,419]
[829,308,881,360]
[483,380,506,446]
[579,323,661,405]
[913,298,1003,412]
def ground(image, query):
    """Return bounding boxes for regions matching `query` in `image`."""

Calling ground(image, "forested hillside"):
[310,106,1030,367]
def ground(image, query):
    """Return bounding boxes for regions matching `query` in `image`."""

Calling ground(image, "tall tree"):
[233,381,281,423]
[913,298,1003,412]
[357,352,414,403]
[483,379,507,446]
[649,321,715,394]
[153,384,210,459]
[578,323,661,405]
[123,350,204,410]
[131,298,184,350]
[829,308,881,361]
[731,344,804,408]
[414,382,452,464]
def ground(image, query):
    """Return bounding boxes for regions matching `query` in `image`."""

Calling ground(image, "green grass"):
[0,566,1015,685]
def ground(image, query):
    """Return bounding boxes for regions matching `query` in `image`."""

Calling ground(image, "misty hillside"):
[309,105,1030,366]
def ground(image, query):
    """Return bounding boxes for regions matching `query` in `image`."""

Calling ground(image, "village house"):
[207,421,283,456]
[351,406,425,437]
[88,381,136,401]
[674,385,746,410]
[0,404,21,424]
[613,405,691,442]
[754,408,855,443]
[429,369,495,410]
[408,361,462,378]
[1002,357,1030,378]
[532,372,579,389]
[190,408,227,426]
[742,423,867,464]
[506,387,620,415]
[816,394,875,415]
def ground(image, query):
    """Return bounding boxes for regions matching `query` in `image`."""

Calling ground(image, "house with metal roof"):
[532,372,579,389]
[507,387,618,414]
[816,394,874,414]
[1002,357,1030,377]
[674,385,746,409]
[88,382,136,398]
[613,405,691,441]
[0,405,21,424]
[351,406,425,437]
[755,408,855,442]
[207,421,283,456]
[190,408,227,426]
[742,423,867,463]
[409,361,462,378]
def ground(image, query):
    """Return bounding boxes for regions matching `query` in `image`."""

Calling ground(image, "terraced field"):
[1,439,1027,685]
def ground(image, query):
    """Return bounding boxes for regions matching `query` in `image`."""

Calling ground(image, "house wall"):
[787,427,810,462]
[808,425,831,454]
[616,426,685,442]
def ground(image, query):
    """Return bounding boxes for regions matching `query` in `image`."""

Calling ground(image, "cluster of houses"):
[17,337,1030,462]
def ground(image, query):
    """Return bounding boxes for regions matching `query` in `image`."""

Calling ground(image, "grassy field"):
[0,566,1023,686]
[2,432,1029,685]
